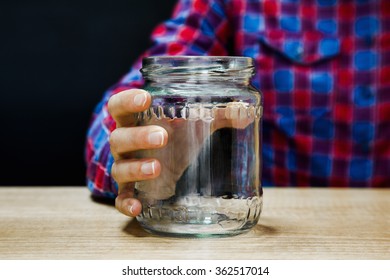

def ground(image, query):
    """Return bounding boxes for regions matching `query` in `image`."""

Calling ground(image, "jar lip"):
[141,56,254,78]
[143,55,253,68]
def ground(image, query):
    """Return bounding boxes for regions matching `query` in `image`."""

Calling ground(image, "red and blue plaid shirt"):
[86,0,390,197]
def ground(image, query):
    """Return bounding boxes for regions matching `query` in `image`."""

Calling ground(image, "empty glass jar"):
[135,56,263,237]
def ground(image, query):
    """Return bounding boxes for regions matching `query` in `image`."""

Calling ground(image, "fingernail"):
[133,92,147,107]
[128,205,134,215]
[148,131,164,146]
[141,161,155,175]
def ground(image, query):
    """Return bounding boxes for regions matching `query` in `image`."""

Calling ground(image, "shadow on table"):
[252,223,279,235]
[123,219,153,238]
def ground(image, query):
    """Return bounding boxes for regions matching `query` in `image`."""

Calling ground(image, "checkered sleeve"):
[85,0,231,198]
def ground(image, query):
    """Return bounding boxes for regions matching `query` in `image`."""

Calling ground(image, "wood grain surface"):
[0,187,389,259]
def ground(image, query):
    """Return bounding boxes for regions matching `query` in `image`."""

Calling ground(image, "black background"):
[0,0,177,185]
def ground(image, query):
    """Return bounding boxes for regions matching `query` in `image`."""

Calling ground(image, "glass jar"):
[135,56,263,237]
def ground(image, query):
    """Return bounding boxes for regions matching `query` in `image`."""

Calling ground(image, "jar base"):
[137,218,257,238]
[135,195,262,238]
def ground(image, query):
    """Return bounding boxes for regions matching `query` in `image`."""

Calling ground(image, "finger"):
[111,158,161,184]
[109,125,168,158]
[107,89,151,127]
[115,187,142,217]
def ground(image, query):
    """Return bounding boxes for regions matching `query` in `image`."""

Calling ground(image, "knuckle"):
[111,162,119,181]
[111,161,129,184]
[109,129,120,151]
[109,127,142,154]
[111,160,139,184]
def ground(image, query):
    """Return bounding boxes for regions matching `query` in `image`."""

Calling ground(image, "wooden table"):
[0,187,389,259]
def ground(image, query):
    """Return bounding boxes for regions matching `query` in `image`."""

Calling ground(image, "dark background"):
[0,0,177,186]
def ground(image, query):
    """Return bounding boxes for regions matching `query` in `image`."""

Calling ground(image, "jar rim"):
[143,55,253,67]
[141,56,254,78]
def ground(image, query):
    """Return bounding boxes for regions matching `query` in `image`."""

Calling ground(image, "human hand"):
[108,89,168,217]
[108,89,256,218]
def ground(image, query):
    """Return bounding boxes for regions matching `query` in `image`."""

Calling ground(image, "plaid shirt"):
[86,0,390,197]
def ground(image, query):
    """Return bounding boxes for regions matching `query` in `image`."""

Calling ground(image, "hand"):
[108,89,256,218]
[108,89,168,217]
